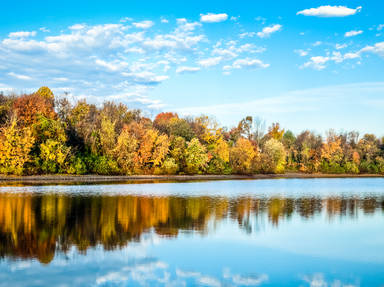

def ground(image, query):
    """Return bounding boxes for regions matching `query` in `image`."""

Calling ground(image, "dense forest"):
[0,86,383,176]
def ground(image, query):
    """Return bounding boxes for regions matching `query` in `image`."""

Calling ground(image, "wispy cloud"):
[345,30,363,37]
[294,49,309,57]
[198,57,222,67]
[176,82,384,132]
[225,58,270,70]
[301,41,384,70]
[176,66,201,73]
[257,24,282,38]
[7,72,32,80]
[8,31,36,38]
[360,41,384,57]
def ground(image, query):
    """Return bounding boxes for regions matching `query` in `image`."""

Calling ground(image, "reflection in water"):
[0,191,383,264]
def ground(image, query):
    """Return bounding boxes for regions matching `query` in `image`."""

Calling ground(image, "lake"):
[0,178,383,287]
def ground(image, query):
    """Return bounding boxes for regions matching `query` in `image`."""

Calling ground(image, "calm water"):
[0,178,383,287]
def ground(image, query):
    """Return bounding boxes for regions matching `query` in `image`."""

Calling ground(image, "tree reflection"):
[0,192,383,263]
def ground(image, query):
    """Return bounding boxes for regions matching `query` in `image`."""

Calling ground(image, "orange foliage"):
[13,93,56,126]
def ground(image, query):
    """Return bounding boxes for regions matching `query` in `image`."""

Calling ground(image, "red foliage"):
[154,112,178,126]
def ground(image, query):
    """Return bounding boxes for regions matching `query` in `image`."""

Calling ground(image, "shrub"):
[154,157,179,175]
[344,162,359,174]
[66,156,87,175]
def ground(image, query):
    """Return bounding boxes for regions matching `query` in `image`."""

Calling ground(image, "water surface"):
[0,178,383,286]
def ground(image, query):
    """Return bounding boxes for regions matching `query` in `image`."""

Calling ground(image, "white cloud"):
[212,47,238,59]
[0,20,269,111]
[312,41,322,47]
[39,27,50,33]
[176,18,202,31]
[257,24,282,38]
[299,41,384,70]
[345,30,363,37]
[95,59,128,72]
[197,276,221,287]
[198,57,222,67]
[301,273,357,287]
[8,31,36,38]
[239,32,256,39]
[343,52,360,60]
[133,20,154,29]
[176,66,201,73]
[359,42,384,57]
[297,5,362,17]
[295,49,309,57]
[378,24,384,31]
[160,18,169,23]
[53,77,69,82]
[69,24,86,30]
[176,269,201,278]
[232,274,268,286]
[335,43,348,50]
[120,17,133,23]
[227,58,270,70]
[200,13,228,23]
[301,56,330,70]
[7,72,32,80]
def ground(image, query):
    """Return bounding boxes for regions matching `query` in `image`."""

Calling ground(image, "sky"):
[0,0,383,135]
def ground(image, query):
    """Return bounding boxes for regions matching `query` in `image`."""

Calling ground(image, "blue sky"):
[0,0,383,135]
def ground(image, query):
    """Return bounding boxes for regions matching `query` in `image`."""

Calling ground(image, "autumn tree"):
[294,131,322,172]
[230,138,258,174]
[36,86,54,100]
[99,116,116,157]
[67,100,99,153]
[32,116,71,174]
[267,123,284,141]
[261,138,286,174]
[185,138,209,174]
[0,118,35,175]
[113,127,138,174]
[153,112,178,134]
[39,139,71,173]
[13,92,56,126]
[357,134,380,173]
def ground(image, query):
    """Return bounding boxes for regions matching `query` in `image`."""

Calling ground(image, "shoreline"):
[0,173,383,185]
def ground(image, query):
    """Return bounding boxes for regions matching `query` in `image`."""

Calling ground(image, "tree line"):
[0,86,383,176]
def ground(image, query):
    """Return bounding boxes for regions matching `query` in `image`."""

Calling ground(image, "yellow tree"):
[261,138,286,174]
[267,123,285,141]
[0,118,35,175]
[113,128,138,174]
[36,86,54,100]
[320,132,344,173]
[230,138,258,174]
[99,116,116,157]
[185,138,209,174]
[152,134,170,167]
